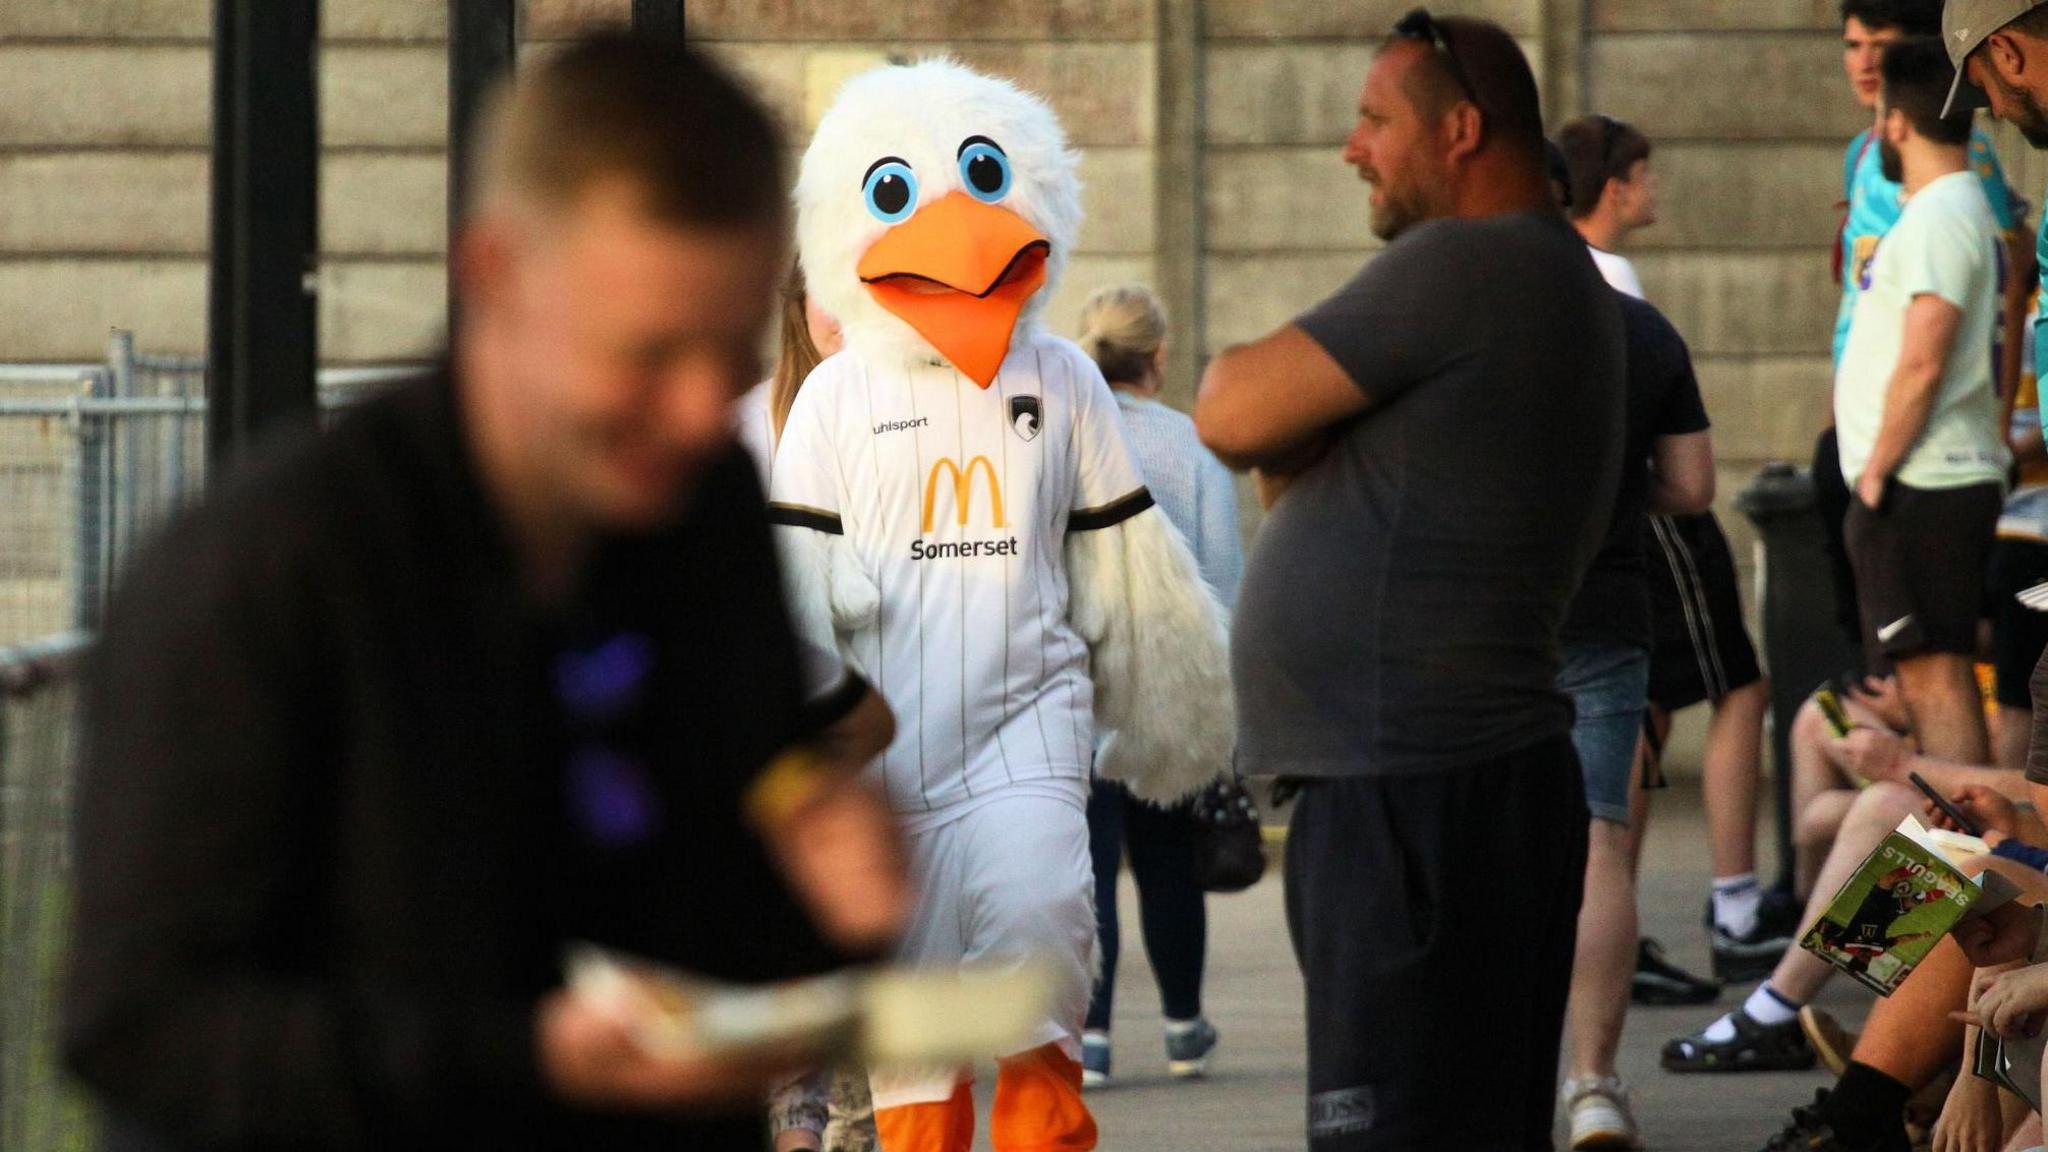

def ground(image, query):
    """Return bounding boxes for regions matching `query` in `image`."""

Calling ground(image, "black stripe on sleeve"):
[802,670,872,735]
[767,502,844,535]
[1069,488,1155,533]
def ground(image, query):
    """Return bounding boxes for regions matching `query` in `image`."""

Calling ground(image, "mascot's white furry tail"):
[1067,512,1234,804]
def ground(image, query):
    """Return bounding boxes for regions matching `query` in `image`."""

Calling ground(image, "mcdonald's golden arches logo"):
[923,456,1005,533]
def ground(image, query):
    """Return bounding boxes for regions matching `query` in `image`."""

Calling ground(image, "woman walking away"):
[1075,284,1244,1089]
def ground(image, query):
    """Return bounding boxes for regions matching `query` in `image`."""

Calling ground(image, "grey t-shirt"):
[1233,210,1625,778]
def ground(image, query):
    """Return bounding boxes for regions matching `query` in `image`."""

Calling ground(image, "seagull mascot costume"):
[769,59,1232,1152]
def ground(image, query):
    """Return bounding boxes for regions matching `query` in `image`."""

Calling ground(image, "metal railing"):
[0,337,421,646]
[0,340,421,1150]
[0,632,93,1152]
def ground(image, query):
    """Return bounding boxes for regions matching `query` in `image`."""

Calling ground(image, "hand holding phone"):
[1910,771,1985,838]
[1814,687,1855,738]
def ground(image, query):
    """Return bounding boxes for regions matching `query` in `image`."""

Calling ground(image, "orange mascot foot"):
[991,1043,1098,1152]
[875,1080,975,1152]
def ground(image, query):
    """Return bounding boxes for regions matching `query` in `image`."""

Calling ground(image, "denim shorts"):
[1557,641,1651,826]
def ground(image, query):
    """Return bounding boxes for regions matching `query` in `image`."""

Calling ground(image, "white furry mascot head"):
[796,59,1082,388]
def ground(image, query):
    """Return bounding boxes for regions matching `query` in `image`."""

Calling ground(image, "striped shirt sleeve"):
[1067,351,1153,532]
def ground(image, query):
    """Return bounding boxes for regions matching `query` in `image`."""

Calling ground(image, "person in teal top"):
[2035,201,2048,386]
[1834,125,2016,367]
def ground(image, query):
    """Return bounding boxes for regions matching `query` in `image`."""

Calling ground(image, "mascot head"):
[796,59,1081,388]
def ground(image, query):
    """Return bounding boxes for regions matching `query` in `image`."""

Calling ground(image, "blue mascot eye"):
[957,138,1011,203]
[862,159,918,224]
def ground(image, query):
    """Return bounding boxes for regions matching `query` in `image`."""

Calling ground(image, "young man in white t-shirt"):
[1836,37,2010,769]
[1559,114,1657,297]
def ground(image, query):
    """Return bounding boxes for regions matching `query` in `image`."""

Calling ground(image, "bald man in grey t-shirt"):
[1195,17,1623,1150]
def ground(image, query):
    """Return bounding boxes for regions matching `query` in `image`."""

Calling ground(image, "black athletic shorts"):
[1284,737,1587,1151]
[1646,511,1765,713]
[1845,481,2002,664]
[1988,536,2048,709]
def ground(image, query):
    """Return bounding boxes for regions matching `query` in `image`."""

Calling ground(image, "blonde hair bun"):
[1078,284,1166,387]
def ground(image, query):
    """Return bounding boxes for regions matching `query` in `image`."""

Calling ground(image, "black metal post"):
[448,0,518,321]
[206,0,319,468]
[1739,465,1862,896]
[632,0,687,42]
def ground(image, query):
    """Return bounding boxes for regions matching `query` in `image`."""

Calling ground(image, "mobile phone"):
[1909,771,1984,838]
[1814,687,1854,738]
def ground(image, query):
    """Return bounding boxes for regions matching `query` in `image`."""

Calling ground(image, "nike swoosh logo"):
[1878,616,1913,643]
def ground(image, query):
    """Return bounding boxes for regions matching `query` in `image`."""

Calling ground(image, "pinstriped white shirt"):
[769,333,1153,823]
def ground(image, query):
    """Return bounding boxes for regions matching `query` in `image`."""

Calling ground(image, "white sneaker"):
[1562,1076,1641,1150]
[1080,1031,1111,1090]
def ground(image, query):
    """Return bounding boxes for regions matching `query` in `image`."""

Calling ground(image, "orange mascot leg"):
[874,1079,975,1152]
[990,1043,1097,1152]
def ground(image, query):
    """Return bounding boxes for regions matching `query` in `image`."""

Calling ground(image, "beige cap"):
[1943,0,2048,116]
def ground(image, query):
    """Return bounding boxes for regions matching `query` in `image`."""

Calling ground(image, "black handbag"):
[1188,776,1267,893]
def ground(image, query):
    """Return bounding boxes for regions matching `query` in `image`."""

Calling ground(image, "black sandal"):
[1659,1009,1816,1073]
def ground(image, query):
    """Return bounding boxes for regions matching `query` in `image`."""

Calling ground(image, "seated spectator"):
[1787,675,1909,900]
[1761,788,2048,1152]
[1664,723,2029,1073]
[1988,275,2048,777]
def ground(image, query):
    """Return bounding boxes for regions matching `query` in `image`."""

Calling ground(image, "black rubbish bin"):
[1737,462,1863,895]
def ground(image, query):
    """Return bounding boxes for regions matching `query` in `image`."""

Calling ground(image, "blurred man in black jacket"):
[63,36,905,1152]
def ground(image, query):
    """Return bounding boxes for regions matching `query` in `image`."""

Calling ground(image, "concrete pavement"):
[1064,780,1862,1151]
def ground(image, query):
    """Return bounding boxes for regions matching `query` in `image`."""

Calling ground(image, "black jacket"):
[65,374,839,1150]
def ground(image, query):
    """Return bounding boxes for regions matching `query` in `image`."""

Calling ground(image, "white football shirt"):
[1836,170,2010,491]
[770,331,1153,820]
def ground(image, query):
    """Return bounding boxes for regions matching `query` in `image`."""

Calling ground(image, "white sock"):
[1701,983,1800,1042]
[1712,873,1762,938]
[1164,1017,1203,1037]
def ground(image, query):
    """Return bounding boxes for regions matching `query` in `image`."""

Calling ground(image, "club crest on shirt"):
[1010,395,1042,442]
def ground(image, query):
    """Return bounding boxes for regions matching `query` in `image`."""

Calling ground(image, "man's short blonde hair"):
[469,33,786,231]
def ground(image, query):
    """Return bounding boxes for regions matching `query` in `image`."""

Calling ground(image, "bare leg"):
[1703,679,1769,881]
[1996,704,2032,776]
[1894,651,1991,766]
[1632,708,1669,878]
[1789,697,1860,900]
[1567,813,1639,1081]
[1790,699,1849,824]
[1794,792,1856,902]
[1764,782,1924,1004]
[1849,935,1971,1087]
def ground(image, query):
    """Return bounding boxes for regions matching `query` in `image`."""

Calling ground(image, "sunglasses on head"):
[1392,8,1480,106]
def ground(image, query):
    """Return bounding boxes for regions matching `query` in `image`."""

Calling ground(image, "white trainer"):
[1562,1076,1642,1150]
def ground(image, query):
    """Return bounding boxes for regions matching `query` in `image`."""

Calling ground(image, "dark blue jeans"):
[1086,779,1206,1029]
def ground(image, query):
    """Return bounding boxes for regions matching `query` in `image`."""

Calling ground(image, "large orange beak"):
[857,192,1049,388]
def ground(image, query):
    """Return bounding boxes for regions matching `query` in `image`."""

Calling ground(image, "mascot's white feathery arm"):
[1068,505,1235,806]
[776,516,879,672]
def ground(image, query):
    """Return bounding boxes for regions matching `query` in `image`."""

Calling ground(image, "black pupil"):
[968,154,1004,194]
[873,173,909,214]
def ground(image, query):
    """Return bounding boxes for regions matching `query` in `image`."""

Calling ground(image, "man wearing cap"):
[1946,0,2048,813]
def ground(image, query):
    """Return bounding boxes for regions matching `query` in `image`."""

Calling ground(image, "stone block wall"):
[10,0,2043,596]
